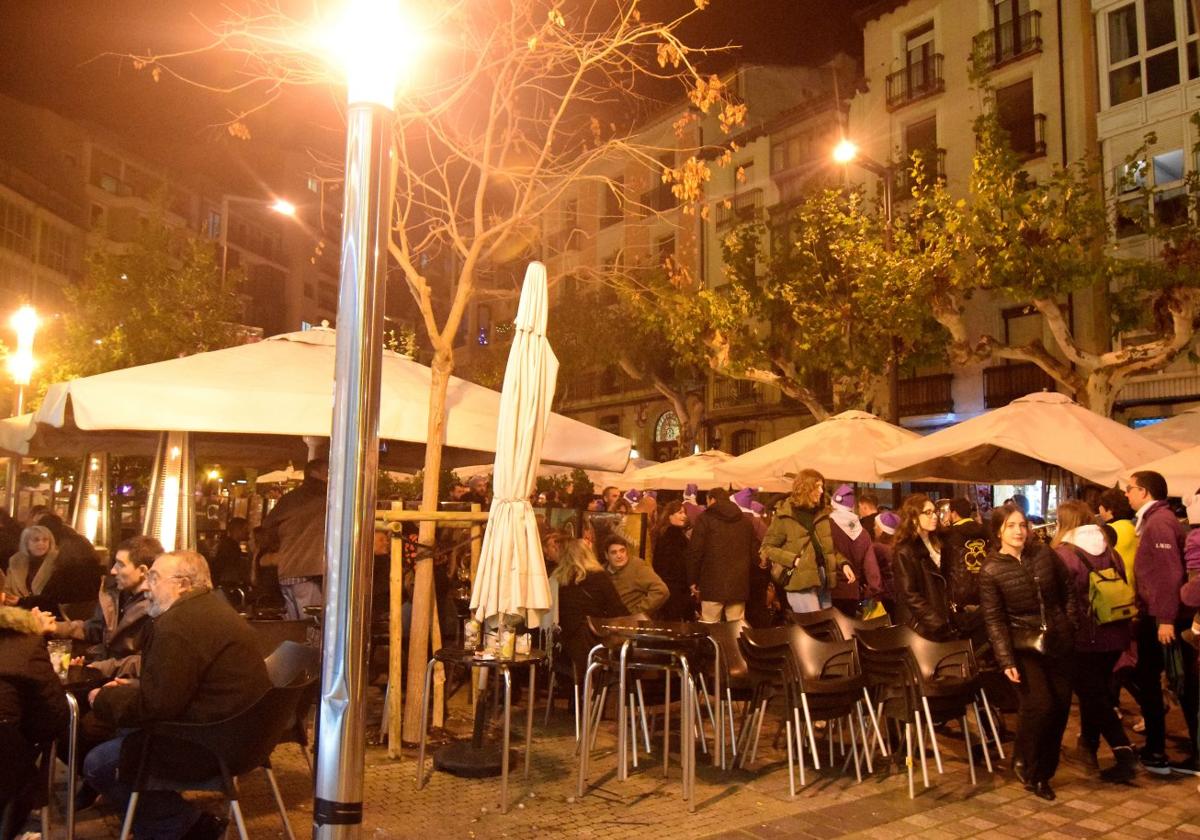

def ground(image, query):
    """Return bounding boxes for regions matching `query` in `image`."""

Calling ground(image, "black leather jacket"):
[979,543,1078,669]
[892,537,952,639]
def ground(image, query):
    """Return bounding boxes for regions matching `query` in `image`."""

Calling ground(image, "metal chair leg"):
[979,689,1005,760]
[229,798,250,840]
[921,697,944,774]
[118,792,139,840]
[785,718,796,798]
[544,668,557,727]
[963,714,976,786]
[800,693,821,769]
[905,723,914,799]
[914,711,930,788]
[863,687,888,757]
[793,706,807,787]
[973,702,994,772]
[636,679,652,753]
[264,767,296,840]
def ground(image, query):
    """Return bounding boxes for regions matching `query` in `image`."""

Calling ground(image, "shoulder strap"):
[1070,546,1097,574]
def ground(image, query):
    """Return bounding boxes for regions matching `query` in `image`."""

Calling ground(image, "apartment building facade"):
[0,93,340,339]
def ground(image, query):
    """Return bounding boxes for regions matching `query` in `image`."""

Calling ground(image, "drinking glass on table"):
[47,639,72,681]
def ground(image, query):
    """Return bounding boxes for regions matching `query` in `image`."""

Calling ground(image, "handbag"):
[1071,547,1138,624]
[1010,571,1049,655]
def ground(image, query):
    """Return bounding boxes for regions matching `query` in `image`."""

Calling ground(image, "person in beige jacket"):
[602,534,668,616]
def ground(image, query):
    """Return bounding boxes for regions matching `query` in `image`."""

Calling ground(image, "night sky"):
[0,0,872,164]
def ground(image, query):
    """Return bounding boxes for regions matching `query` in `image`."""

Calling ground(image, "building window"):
[1113,148,1188,236]
[598,414,621,435]
[901,117,944,190]
[1106,0,1197,106]
[995,78,1046,159]
[37,223,70,274]
[731,429,757,456]
[654,411,681,444]
[643,153,675,212]
[887,22,944,108]
[0,199,34,259]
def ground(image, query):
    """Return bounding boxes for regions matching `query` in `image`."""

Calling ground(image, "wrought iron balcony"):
[715,188,764,229]
[885,54,944,111]
[1010,113,1047,161]
[973,11,1042,69]
[898,373,954,416]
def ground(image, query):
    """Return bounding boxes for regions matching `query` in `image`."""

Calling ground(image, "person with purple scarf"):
[827,484,883,618]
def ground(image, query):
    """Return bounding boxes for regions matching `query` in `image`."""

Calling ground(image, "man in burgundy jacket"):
[1126,470,1193,774]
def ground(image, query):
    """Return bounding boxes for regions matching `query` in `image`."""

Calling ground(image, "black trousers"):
[1133,617,1199,756]
[1071,649,1129,752]
[1014,651,1073,784]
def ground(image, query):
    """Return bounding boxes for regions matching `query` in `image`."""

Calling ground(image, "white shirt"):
[1134,499,1155,535]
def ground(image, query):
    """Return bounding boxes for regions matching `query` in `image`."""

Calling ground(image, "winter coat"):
[93,588,270,728]
[0,607,69,807]
[979,543,1078,670]
[652,526,695,621]
[59,577,153,678]
[0,606,68,744]
[1185,527,1200,574]
[686,499,756,603]
[940,519,989,608]
[557,570,629,673]
[892,536,952,639]
[1109,517,1138,587]
[1133,500,1187,624]
[760,501,847,593]
[1053,524,1132,653]
[829,512,883,602]
[4,549,58,598]
[608,556,668,616]
[259,480,327,579]
[872,541,895,600]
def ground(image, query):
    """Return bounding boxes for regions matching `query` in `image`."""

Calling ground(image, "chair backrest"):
[264,641,321,688]
[738,626,791,686]
[906,635,977,683]
[248,619,314,657]
[705,619,750,681]
[785,607,842,641]
[786,625,860,683]
[829,611,891,642]
[856,624,920,653]
[149,679,314,781]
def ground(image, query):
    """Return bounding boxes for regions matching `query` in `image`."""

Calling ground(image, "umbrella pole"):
[314,100,394,840]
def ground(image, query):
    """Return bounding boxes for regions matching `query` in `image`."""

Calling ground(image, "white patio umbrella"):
[256,466,305,484]
[875,391,1173,487]
[452,455,657,493]
[0,326,630,473]
[715,410,921,492]
[624,449,736,491]
[1136,407,1200,452]
[469,262,557,629]
[1131,443,1200,498]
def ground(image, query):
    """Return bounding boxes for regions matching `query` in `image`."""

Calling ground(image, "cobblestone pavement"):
[62,687,1200,839]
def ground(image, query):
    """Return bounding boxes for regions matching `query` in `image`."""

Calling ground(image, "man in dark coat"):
[84,550,271,840]
[686,487,756,622]
[259,459,328,620]
[939,497,990,649]
[1124,470,1194,774]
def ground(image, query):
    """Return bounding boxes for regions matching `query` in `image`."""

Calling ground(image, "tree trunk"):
[399,347,453,745]
[1083,368,1120,417]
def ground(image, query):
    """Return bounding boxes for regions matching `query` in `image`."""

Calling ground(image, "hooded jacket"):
[1133,500,1186,624]
[760,500,847,593]
[686,498,756,603]
[1053,524,1132,653]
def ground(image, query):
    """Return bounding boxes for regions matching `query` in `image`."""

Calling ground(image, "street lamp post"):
[832,140,900,425]
[313,1,408,837]
[5,305,38,515]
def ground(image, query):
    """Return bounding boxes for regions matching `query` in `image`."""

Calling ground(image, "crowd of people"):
[544,468,1200,803]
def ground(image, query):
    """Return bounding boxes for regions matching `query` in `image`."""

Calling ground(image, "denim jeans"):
[787,587,831,614]
[83,734,200,840]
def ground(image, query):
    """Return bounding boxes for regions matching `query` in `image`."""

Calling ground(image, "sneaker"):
[1170,755,1200,775]
[1140,750,1171,775]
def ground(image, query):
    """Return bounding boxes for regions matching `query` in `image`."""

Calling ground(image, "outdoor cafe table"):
[61,665,106,840]
[579,620,719,812]
[415,648,545,814]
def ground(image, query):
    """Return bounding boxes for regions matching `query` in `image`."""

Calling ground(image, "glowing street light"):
[6,305,38,401]
[219,194,300,284]
[832,138,859,165]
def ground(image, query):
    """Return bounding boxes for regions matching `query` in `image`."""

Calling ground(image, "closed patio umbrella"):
[469,262,557,630]
[875,391,1173,487]
[715,410,920,491]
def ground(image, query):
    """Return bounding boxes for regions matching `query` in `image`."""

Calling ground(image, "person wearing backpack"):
[1051,500,1137,783]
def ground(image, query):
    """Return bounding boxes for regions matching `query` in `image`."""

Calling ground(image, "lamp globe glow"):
[832,139,859,165]
[271,198,298,217]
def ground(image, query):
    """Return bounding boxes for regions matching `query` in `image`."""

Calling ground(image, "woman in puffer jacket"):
[1051,500,1136,783]
[980,504,1077,801]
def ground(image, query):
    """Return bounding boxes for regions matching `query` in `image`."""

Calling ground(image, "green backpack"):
[1072,548,1137,624]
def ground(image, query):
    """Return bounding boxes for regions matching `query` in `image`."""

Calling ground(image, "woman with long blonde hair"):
[4,525,58,601]
[760,469,855,614]
[553,539,628,672]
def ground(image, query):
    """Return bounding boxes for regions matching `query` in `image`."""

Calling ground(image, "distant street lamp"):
[313,1,428,837]
[5,304,37,515]
[219,194,298,285]
[832,138,901,427]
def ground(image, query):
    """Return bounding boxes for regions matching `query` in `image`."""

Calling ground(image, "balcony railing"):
[715,188,764,229]
[712,378,763,409]
[973,11,1042,69]
[898,373,955,416]
[1008,113,1047,161]
[983,362,1057,408]
[886,54,944,111]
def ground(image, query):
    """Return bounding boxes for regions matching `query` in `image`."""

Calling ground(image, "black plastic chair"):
[264,641,322,775]
[856,626,926,797]
[248,618,315,657]
[704,620,752,767]
[784,607,842,641]
[735,627,791,773]
[117,681,312,840]
[828,611,891,642]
